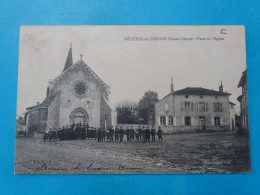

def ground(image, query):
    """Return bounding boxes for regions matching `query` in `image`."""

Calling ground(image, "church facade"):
[25,46,117,133]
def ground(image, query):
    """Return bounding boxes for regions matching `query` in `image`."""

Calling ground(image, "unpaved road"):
[15,132,251,174]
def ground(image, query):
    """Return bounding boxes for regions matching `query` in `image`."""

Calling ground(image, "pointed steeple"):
[63,43,73,72]
[171,77,174,93]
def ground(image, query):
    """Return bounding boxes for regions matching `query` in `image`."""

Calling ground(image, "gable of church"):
[48,60,110,100]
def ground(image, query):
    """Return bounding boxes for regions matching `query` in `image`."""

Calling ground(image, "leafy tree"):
[137,91,158,124]
[116,101,139,124]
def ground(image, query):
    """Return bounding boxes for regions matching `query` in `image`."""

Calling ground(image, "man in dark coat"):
[146,126,151,142]
[126,126,130,142]
[119,126,124,142]
[136,126,142,142]
[115,126,119,142]
[151,125,156,142]
[130,126,135,142]
[97,128,102,142]
[93,128,97,140]
[141,126,145,143]
[109,126,114,142]
[158,126,163,141]
[101,128,106,142]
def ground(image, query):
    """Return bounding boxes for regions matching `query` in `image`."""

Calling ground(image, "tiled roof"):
[158,87,231,103]
[173,87,231,96]
[26,93,57,111]
[238,70,247,88]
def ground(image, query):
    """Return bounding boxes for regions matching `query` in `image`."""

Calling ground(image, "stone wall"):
[38,108,48,131]
[26,107,48,133]
[46,93,61,129]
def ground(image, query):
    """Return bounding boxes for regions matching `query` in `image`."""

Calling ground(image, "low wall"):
[158,125,231,133]
[117,123,154,130]
[116,124,230,133]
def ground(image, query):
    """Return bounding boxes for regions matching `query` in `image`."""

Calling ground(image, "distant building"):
[155,79,232,133]
[16,117,26,132]
[237,70,249,134]
[229,102,237,131]
[24,45,117,134]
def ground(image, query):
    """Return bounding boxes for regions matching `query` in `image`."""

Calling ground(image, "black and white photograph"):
[15,26,250,174]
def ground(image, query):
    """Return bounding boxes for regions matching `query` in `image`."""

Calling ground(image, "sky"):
[17,26,247,116]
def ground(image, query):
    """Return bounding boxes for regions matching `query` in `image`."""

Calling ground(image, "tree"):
[116,101,139,124]
[137,91,158,124]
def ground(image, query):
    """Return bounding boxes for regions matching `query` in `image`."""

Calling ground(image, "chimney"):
[171,77,174,93]
[46,87,50,97]
[37,102,40,105]
[219,81,223,92]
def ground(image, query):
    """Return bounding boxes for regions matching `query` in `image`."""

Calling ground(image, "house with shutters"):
[24,45,117,134]
[155,79,232,133]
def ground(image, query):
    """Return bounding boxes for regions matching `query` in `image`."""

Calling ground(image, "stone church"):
[25,45,117,133]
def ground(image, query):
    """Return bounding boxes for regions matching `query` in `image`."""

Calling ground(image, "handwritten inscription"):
[34,160,144,172]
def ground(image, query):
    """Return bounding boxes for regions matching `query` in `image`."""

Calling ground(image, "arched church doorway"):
[70,108,89,125]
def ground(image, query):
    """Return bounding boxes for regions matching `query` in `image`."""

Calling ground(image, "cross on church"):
[80,54,83,60]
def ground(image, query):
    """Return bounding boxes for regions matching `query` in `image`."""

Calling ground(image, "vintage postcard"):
[15,26,250,174]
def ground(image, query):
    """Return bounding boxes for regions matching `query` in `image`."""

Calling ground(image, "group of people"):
[96,125,163,143]
[43,123,163,143]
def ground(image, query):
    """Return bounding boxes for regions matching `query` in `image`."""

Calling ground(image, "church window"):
[72,81,88,97]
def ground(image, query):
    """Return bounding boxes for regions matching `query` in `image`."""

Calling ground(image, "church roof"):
[102,95,116,111]
[158,87,231,103]
[54,58,109,88]
[62,44,73,72]
[26,93,57,111]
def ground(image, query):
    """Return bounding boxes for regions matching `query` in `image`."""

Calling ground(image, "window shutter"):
[158,116,160,126]
[181,103,183,111]
[173,117,176,126]
[191,117,194,126]
[182,117,185,126]
[196,103,199,111]
[205,103,208,112]
[191,103,194,111]
[220,117,223,126]
[165,116,169,126]
[211,117,214,126]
